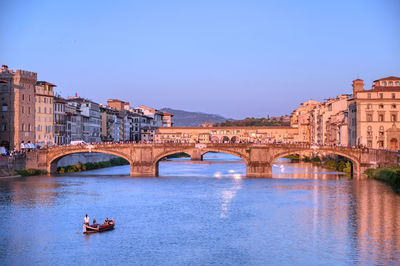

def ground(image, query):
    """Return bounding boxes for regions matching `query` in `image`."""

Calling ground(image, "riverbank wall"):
[0,156,27,176]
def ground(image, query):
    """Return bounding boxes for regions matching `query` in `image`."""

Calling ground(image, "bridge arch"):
[270,149,361,176]
[153,148,249,176]
[46,149,133,175]
[199,149,248,163]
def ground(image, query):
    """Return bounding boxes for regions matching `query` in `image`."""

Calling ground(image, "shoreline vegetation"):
[16,168,47,176]
[365,167,400,192]
[284,154,352,173]
[214,117,290,127]
[57,157,129,173]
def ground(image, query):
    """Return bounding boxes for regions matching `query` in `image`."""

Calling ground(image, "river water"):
[0,153,399,265]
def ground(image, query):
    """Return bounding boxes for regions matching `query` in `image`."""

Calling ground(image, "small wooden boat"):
[83,221,115,234]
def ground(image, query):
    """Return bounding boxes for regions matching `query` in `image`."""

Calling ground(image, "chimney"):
[352,79,364,98]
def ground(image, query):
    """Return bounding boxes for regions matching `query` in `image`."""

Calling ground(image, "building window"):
[396,81,400,86]
[379,114,384,122]
[1,104,8,111]
[379,126,384,136]
[1,85,7,92]
[380,93,383,99]
[378,141,384,148]
[38,107,41,113]
[22,94,24,101]
[379,104,384,109]
[392,93,396,99]
[367,140,372,147]
[367,104,372,109]
[21,106,24,113]
[367,114,372,122]
[28,124,31,131]
[367,126,372,136]
[383,81,387,86]
[389,81,393,86]
[1,123,6,131]
[28,107,31,114]
[391,114,397,122]
[21,123,25,131]
[44,107,47,114]
[392,104,397,109]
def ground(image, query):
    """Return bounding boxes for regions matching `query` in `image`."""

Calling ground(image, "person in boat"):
[104,218,109,225]
[92,219,98,228]
[83,214,90,225]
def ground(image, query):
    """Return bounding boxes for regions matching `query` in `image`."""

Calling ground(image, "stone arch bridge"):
[26,143,399,178]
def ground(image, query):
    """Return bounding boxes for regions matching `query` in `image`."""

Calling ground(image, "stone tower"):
[352,79,364,98]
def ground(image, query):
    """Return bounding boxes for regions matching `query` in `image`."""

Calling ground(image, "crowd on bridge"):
[37,139,379,151]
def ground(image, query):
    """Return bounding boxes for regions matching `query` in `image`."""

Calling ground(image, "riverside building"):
[290,100,321,143]
[35,81,56,147]
[53,97,67,145]
[66,96,101,143]
[348,77,400,149]
[0,65,37,150]
[106,99,141,141]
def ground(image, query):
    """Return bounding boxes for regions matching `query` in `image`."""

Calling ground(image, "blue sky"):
[1,0,399,119]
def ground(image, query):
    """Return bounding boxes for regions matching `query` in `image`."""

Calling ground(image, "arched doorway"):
[231,136,238,143]
[390,138,398,150]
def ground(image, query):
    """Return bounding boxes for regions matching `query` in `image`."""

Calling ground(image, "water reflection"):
[220,178,242,219]
[0,153,399,265]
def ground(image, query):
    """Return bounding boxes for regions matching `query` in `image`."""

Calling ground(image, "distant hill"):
[160,108,230,127]
[214,116,291,127]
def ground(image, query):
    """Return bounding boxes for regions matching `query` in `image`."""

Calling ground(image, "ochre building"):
[348,76,400,149]
[35,81,55,147]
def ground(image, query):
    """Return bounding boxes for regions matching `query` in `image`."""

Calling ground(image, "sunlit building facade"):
[348,77,400,149]
[35,81,55,147]
[0,65,37,150]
